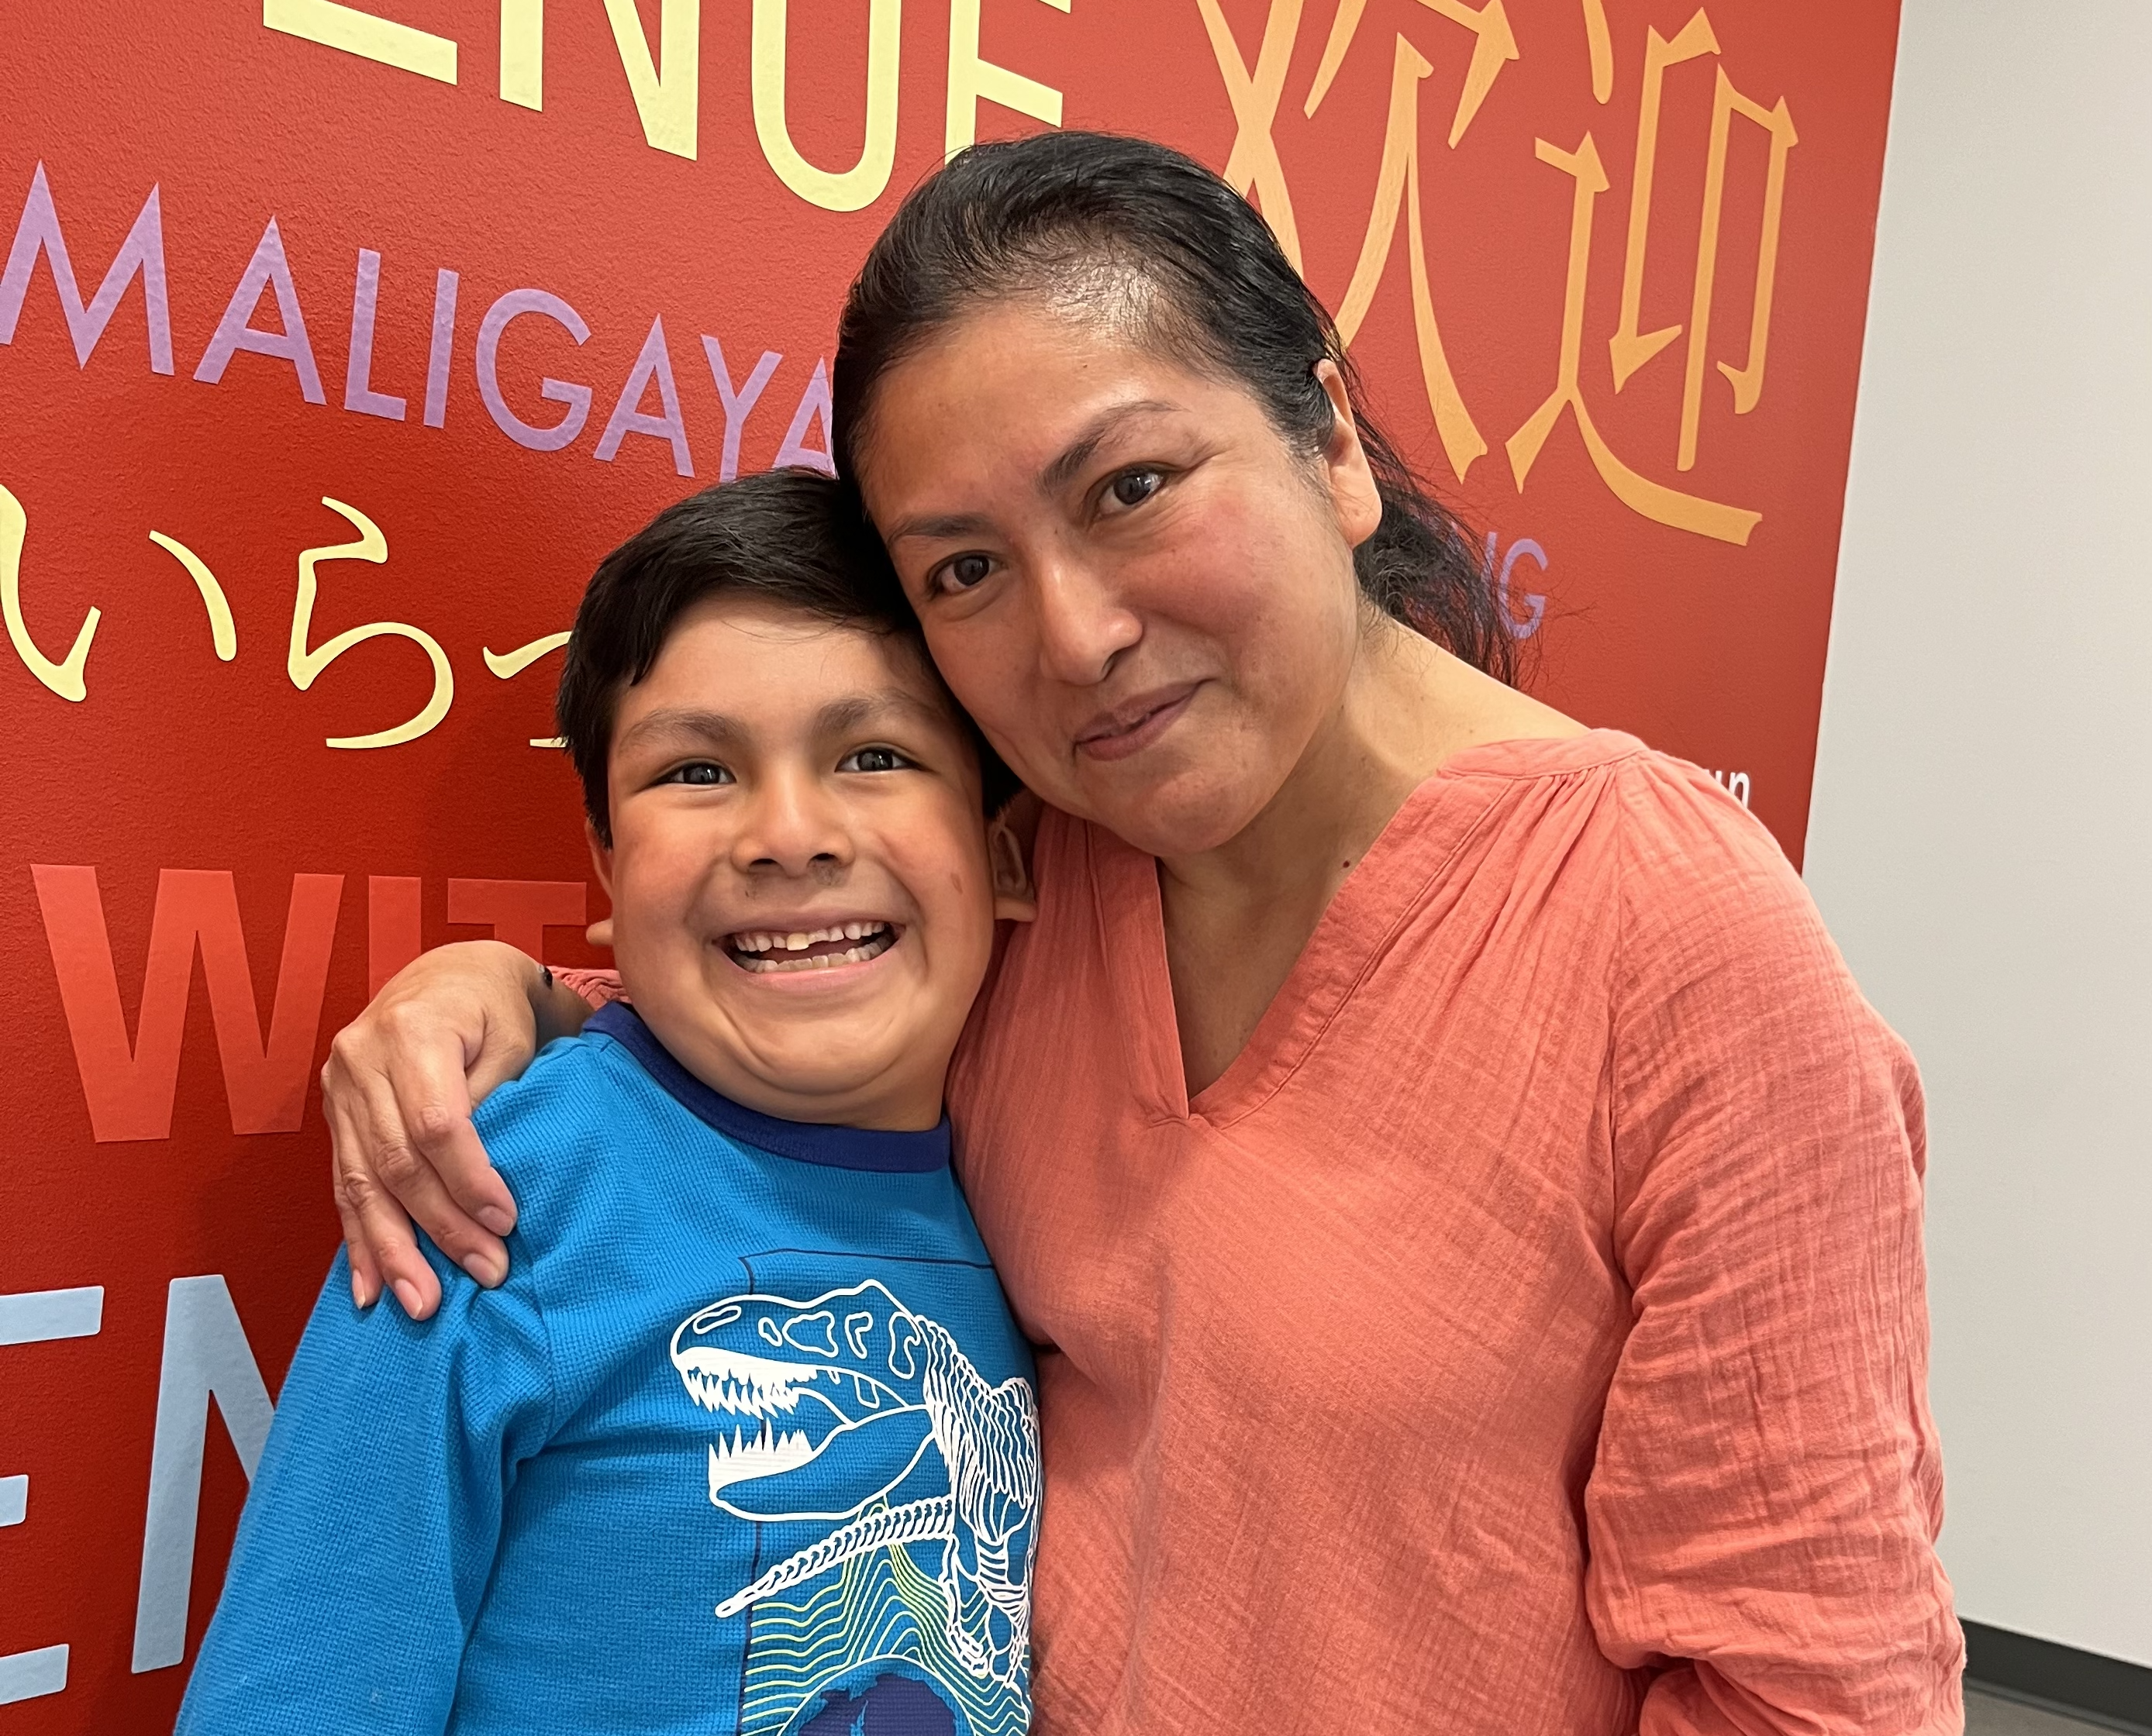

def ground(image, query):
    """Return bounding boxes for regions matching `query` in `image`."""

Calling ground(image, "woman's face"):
[854,301,1383,859]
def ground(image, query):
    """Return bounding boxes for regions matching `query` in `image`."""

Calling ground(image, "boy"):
[176,469,1042,1736]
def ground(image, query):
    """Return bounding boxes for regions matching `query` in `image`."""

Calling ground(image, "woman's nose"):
[731,773,854,877]
[1029,550,1143,687]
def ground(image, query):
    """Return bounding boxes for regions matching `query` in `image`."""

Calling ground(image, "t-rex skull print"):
[671,1279,1039,1731]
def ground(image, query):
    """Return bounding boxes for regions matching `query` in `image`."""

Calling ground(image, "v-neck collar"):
[1086,731,1645,1128]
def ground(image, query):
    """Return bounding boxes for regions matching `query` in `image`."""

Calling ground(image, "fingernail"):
[461,1254,502,1287]
[391,1280,425,1318]
[477,1206,515,1236]
[351,1273,371,1308]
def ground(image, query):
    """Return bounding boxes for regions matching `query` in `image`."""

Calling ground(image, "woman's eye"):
[1108,467,1163,509]
[940,553,993,591]
[840,746,911,774]
[664,761,731,786]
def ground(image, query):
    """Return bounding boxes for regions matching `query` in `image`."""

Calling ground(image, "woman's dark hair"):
[833,130,1516,684]
[556,467,1018,844]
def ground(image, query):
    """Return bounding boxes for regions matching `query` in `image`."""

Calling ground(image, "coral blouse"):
[943,732,1961,1735]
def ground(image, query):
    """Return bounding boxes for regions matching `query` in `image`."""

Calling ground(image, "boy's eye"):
[1107,467,1163,509]
[662,761,732,787]
[840,746,912,774]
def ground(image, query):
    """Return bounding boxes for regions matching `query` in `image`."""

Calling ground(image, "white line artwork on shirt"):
[670,1279,1039,1700]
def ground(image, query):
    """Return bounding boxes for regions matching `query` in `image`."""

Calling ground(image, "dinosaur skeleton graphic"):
[670,1280,1039,1688]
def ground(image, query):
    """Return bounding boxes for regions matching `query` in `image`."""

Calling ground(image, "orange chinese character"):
[1507,8,1794,544]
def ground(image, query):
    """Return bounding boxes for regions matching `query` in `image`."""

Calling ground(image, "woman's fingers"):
[395,1055,518,1241]
[317,940,544,1309]
[323,1062,443,1317]
[322,1085,385,1309]
[336,1142,441,1319]
[367,1042,508,1290]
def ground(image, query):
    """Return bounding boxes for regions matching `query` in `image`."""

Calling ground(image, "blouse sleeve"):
[1584,766,1963,1735]
[554,966,626,1008]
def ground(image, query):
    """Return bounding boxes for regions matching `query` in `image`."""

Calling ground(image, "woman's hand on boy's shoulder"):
[321,940,564,1321]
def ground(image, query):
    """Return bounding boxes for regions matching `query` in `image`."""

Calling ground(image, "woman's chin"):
[1081,778,1273,862]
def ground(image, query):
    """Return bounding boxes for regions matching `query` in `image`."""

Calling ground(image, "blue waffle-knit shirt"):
[176,1002,1039,1736]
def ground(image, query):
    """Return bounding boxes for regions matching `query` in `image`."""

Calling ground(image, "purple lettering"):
[702,335,781,484]
[595,315,692,477]
[773,357,835,477]
[475,288,591,453]
[0,162,173,374]
[343,249,405,421]
[423,268,458,429]
[193,218,325,405]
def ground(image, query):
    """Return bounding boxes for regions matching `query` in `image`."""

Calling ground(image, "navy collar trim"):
[586,1001,951,1173]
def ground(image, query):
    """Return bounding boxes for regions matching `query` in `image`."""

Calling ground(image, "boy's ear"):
[585,820,616,951]
[988,814,1037,924]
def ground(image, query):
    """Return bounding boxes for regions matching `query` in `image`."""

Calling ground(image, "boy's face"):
[592,596,1033,1131]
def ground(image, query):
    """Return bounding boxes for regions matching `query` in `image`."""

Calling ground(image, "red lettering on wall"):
[366,874,422,997]
[445,877,587,960]
[31,866,345,1141]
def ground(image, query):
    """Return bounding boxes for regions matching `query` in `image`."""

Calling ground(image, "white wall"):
[1805,0,2152,1668]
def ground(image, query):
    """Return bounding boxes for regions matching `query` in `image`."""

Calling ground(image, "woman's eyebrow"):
[886,510,994,546]
[883,398,1184,544]
[1038,398,1180,494]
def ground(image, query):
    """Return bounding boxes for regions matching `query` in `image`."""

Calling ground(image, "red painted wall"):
[0,2,1898,1726]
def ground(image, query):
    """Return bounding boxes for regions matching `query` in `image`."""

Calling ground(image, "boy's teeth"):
[727,925,896,973]
[727,921,887,956]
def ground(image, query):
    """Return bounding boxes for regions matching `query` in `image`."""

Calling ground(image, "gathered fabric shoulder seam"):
[1437,739,1652,786]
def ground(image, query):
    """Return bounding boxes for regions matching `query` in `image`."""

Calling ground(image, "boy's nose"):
[731,775,855,878]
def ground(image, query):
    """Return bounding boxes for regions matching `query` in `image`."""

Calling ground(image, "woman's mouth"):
[723,921,899,974]
[1074,684,1202,763]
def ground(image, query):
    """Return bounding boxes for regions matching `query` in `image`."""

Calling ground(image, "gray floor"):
[1968,1686,2133,1735]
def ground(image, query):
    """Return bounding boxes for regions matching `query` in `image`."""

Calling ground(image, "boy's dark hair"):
[556,467,1016,844]
[834,130,1517,684]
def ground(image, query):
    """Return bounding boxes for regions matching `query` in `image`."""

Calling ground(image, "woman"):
[322,134,1961,1734]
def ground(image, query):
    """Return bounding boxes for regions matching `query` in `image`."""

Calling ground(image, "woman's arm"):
[1586,779,1961,1735]
[320,940,598,1318]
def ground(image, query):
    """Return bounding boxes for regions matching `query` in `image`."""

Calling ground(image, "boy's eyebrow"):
[614,692,953,755]
[815,690,954,737]
[613,707,747,753]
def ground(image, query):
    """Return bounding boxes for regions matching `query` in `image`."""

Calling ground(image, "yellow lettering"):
[482,632,571,678]
[1609,10,1718,391]
[753,0,902,212]
[1505,135,1761,546]
[147,532,238,661]
[1679,65,1796,468]
[1334,36,1485,481]
[945,0,1067,159]
[485,631,571,746]
[1305,0,1515,146]
[263,0,457,84]
[1580,0,1612,102]
[0,483,95,703]
[288,498,454,749]
[1196,0,1303,269]
[501,0,543,108]
[603,0,699,160]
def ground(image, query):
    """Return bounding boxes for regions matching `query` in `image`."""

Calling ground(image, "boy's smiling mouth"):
[723,921,901,974]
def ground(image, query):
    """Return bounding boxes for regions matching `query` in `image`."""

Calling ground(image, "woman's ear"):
[988,814,1038,924]
[1313,359,1383,549]
[585,820,616,950]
